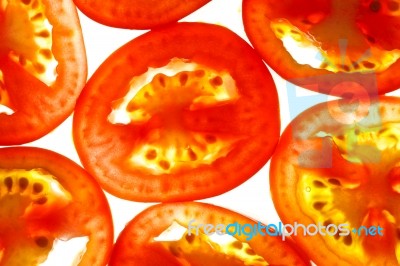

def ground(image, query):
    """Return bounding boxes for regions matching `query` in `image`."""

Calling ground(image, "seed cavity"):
[34,236,49,248]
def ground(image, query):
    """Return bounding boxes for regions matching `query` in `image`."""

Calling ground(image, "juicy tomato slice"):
[109,202,311,265]
[73,0,211,29]
[73,22,280,202]
[243,0,400,96]
[270,96,400,265]
[0,147,113,265]
[0,0,87,145]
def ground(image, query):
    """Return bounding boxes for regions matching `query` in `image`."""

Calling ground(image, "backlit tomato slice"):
[73,22,280,202]
[270,96,400,265]
[0,147,113,265]
[109,202,311,265]
[73,0,211,29]
[243,0,400,95]
[0,0,86,145]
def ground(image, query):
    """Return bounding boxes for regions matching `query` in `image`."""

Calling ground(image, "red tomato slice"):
[0,0,87,145]
[0,147,113,265]
[73,0,211,29]
[243,0,400,96]
[73,22,280,202]
[270,96,400,265]
[109,202,311,265]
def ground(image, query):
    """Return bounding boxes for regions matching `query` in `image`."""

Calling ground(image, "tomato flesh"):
[0,0,86,145]
[0,147,113,266]
[73,22,280,202]
[73,0,211,29]
[270,97,400,265]
[109,202,310,265]
[243,0,400,95]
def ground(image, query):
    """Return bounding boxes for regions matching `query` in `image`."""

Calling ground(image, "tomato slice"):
[243,0,400,95]
[0,0,87,145]
[74,0,211,29]
[73,22,280,202]
[0,147,113,265]
[270,96,400,265]
[109,202,311,265]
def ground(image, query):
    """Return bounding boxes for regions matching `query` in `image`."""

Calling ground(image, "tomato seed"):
[159,160,170,170]
[19,177,29,190]
[35,197,48,205]
[245,248,256,255]
[343,235,352,245]
[33,182,44,193]
[388,1,400,11]
[21,0,31,5]
[210,76,223,87]
[313,180,326,188]
[313,201,327,210]
[369,1,381,12]
[179,73,188,86]
[231,241,243,249]
[34,236,49,248]
[185,233,195,244]
[4,177,12,192]
[145,149,157,160]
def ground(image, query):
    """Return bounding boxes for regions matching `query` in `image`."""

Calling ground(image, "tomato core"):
[108,59,241,174]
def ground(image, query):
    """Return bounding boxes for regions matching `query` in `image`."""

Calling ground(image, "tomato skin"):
[242,0,400,96]
[0,147,113,266]
[270,96,400,265]
[74,0,211,29]
[73,22,280,202]
[109,202,311,266]
[0,0,87,145]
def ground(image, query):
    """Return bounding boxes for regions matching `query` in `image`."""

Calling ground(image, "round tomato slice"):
[109,202,310,265]
[73,22,280,202]
[0,0,87,145]
[270,96,400,265]
[74,0,211,29]
[243,0,400,96]
[0,147,113,265]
